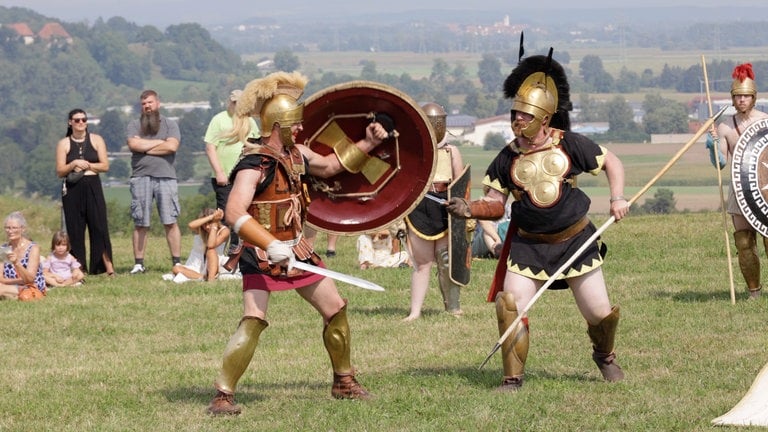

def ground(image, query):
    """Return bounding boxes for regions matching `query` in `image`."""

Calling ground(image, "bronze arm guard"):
[446,198,505,220]
[319,121,389,184]
[234,216,278,250]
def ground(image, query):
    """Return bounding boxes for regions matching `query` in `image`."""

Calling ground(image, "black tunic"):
[483,131,607,285]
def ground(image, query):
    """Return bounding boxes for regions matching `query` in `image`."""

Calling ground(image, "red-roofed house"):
[6,22,35,45]
[38,22,72,46]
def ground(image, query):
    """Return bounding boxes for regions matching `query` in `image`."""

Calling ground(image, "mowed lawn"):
[1,209,767,431]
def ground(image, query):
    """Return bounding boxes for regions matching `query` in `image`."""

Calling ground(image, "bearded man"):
[125,89,182,274]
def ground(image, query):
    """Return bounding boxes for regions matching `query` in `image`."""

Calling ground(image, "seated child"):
[42,231,85,287]
[171,208,231,282]
[357,221,411,270]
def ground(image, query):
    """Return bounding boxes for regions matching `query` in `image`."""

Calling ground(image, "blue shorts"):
[130,176,180,226]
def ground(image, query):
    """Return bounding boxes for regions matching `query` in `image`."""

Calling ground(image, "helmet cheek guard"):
[261,95,304,147]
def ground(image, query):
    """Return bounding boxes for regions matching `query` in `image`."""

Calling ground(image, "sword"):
[292,260,385,292]
[424,193,447,205]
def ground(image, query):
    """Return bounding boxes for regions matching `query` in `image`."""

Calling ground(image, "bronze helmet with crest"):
[503,33,572,138]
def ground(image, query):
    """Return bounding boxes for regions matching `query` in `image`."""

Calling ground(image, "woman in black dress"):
[55,108,114,276]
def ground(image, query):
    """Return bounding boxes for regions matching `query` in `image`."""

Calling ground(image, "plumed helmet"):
[238,71,308,146]
[503,41,572,136]
[731,63,757,100]
[421,102,447,143]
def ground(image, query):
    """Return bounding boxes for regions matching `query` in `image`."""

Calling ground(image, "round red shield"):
[296,81,436,235]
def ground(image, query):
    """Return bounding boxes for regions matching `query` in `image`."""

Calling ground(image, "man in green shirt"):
[204,89,261,255]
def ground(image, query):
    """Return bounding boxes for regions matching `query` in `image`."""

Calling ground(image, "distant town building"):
[446,114,476,139]
[460,115,511,146]
[464,15,525,37]
[695,99,768,122]
[572,122,610,135]
[256,59,274,71]
[450,114,612,147]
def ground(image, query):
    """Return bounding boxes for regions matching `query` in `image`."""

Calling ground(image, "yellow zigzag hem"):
[404,217,447,241]
[508,257,604,281]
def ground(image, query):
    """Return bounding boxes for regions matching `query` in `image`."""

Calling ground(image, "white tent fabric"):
[713,363,768,427]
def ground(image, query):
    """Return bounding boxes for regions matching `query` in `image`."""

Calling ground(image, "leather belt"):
[517,216,589,244]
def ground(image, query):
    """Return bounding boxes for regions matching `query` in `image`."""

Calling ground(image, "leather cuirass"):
[246,145,308,243]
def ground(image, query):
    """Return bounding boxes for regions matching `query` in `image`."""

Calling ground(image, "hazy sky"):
[4,0,766,27]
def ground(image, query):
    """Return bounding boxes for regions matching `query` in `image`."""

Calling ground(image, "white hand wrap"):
[266,240,295,270]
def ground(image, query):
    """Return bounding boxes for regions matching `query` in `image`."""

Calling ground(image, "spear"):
[478,104,729,369]
[701,55,736,305]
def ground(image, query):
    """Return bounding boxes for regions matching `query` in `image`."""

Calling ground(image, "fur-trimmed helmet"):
[421,102,447,143]
[238,71,308,146]
[504,43,572,138]
[731,63,757,109]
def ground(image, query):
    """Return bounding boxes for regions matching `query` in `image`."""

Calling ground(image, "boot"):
[587,306,624,382]
[324,301,372,400]
[208,316,268,415]
[735,230,761,299]
[495,292,528,391]
[207,390,241,416]
[436,247,462,315]
[332,372,371,400]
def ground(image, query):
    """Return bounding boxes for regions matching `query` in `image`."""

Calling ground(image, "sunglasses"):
[71,117,88,123]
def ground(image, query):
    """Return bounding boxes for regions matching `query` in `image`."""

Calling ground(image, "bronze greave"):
[735,229,761,291]
[214,316,268,394]
[436,247,461,313]
[587,306,620,355]
[323,301,353,375]
[586,305,624,381]
[496,292,528,379]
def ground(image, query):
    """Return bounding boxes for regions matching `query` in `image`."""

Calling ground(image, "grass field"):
[2,208,768,431]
